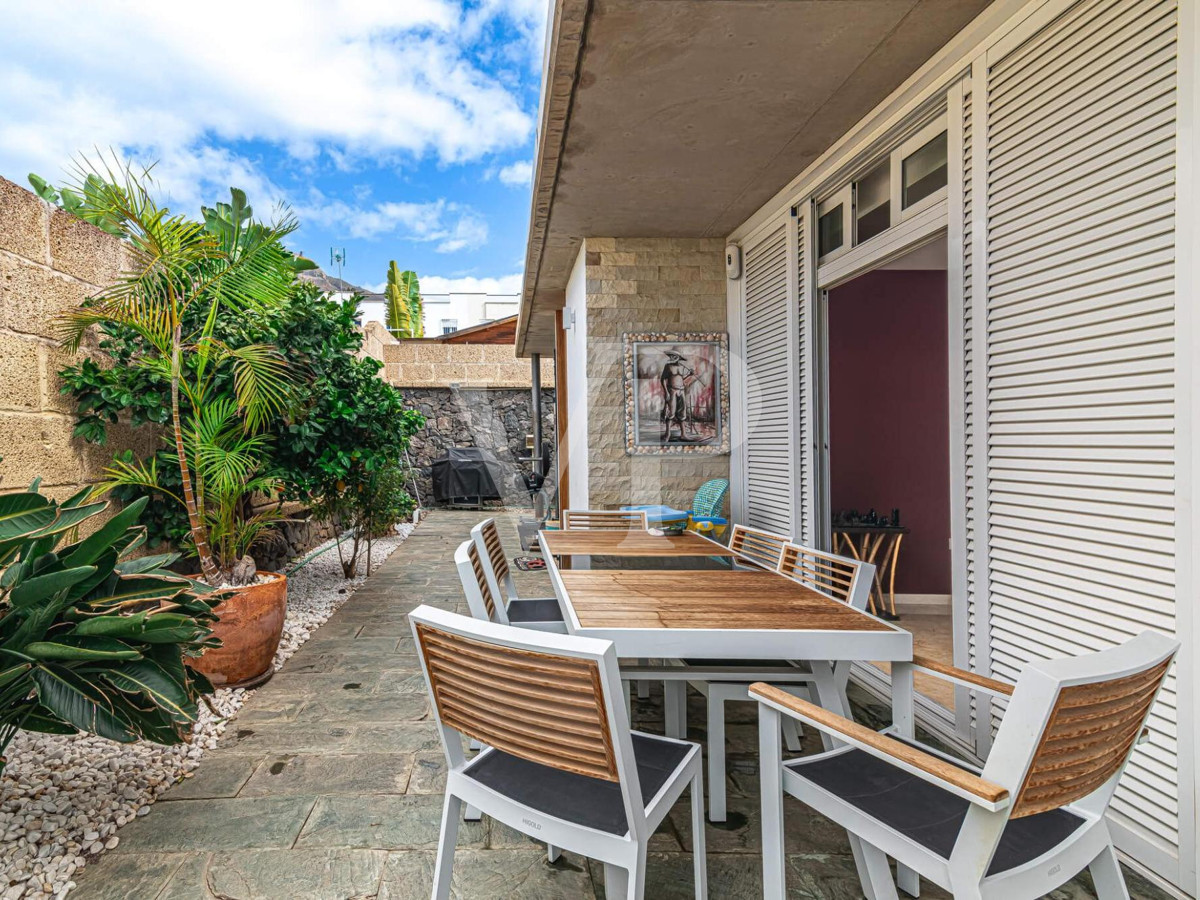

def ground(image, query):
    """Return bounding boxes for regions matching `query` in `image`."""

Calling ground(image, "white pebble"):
[0,526,414,899]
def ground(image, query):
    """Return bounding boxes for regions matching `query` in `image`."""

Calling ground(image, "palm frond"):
[224,344,294,432]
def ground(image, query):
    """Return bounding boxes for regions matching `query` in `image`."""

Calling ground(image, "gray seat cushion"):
[788,748,1084,875]
[464,733,690,835]
[506,598,564,623]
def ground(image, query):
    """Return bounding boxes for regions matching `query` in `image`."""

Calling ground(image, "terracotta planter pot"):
[192,572,287,689]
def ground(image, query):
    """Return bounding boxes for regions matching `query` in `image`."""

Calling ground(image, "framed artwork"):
[622,332,730,455]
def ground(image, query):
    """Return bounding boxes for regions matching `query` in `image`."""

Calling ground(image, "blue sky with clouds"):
[0,0,545,296]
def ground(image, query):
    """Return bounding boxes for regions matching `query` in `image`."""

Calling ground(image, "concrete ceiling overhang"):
[518,0,994,356]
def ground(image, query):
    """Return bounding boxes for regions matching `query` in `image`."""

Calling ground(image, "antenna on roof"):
[330,247,346,281]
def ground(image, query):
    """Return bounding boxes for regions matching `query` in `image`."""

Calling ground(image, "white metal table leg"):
[707,690,727,822]
[665,681,687,739]
[759,704,787,899]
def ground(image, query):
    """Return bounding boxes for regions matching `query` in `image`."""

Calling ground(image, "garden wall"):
[0,176,157,501]
[361,322,555,388]
[400,387,557,509]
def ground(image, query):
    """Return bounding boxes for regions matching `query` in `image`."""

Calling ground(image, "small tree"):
[384,262,423,339]
[54,161,301,587]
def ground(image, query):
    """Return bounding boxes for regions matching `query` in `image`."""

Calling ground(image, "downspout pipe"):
[531,353,544,477]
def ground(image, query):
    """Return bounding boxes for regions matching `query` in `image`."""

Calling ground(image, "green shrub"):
[0,486,221,775]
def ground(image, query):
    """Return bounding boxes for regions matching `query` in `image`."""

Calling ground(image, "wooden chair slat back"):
[778,543,862,605]
[562,509,649,531]
[467,542,498,620]
[479,518,511,586]
[729,525,789,570]
[415,623,619,782]
[1012,657,1172,818]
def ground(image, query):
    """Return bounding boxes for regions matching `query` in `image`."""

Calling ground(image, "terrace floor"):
[72,511,1170,899]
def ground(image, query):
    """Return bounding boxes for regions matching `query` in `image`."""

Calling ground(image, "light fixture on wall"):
[725,245,742,280]
[562,309,576,331]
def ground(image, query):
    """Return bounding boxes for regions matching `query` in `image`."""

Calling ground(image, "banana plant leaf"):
[25,636,143,662]
[31,664,137,743]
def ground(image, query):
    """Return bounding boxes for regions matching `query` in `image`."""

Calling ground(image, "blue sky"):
[0,0,545,296]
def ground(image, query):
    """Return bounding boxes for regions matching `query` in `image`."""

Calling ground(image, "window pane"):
[902,131,948,208]
[818,200,843,258]
[855,162,890,244]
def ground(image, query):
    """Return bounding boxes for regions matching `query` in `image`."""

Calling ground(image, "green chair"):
[687,478,730,537]
[624,479,730,537]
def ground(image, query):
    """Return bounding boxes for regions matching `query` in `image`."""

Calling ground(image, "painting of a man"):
[659,349,696,441]
[624,332,729,455]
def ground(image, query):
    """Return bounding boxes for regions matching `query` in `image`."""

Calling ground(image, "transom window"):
[815,117,947,265]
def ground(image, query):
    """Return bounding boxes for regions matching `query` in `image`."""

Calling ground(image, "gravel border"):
[0,522,417,899]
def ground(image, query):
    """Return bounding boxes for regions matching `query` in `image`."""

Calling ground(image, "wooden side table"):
[832,526,909,620]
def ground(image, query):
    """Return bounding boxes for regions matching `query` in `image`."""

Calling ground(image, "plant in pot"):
[55,162,301,688]
[0,484,220,775]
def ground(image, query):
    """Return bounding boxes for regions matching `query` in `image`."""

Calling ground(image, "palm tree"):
[384,262,423,338]
[56,159,299,586]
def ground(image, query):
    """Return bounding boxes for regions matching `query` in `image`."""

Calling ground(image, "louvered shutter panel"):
[795,215,814,546]
[743,226,794,535]
[983,0,1179,854]
[961,82,984,733]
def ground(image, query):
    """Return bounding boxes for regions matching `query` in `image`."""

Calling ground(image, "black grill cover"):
[431,447,505,502]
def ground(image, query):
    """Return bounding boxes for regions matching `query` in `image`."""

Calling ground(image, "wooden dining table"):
[537,527,912,686]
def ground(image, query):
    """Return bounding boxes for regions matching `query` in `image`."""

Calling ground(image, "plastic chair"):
[410,604,708,900]
[622,479,730,537]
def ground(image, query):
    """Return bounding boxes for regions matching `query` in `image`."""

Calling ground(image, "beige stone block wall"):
[0,176,155,499]
[360,321,555,389]
[585,237,730,511]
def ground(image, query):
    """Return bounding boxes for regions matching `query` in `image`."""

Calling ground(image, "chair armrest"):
[908,655,1014,697]
[750,682,1010,810]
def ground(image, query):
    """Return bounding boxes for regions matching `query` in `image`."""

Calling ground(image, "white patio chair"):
[624,541,874,822]
[752,629,1179,900]
[727,524,790,569]
[409,604,707,900]
[471,518,565,633]
[562,508,649,530]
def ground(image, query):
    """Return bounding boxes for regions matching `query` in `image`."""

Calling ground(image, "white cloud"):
[0,0,547,202]
[497,160,533,187]
[297,195,488,252]
[420,273,523,295]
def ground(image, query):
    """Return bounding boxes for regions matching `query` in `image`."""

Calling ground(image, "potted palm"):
[57,163,302,688]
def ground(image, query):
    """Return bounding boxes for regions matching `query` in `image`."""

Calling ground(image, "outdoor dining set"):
[406,509,1178,900]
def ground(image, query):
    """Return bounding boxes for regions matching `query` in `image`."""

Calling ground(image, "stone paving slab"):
[72,510,1173,899]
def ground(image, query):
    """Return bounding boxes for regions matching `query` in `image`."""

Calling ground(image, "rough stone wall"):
[361,321,554,389]
[401,388,557,509]
[0,176,157,501]
[585,237,729,511]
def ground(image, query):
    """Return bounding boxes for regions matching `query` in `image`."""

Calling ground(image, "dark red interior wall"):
[828,269,951,595]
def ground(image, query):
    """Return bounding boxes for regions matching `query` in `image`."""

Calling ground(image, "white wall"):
[563,244,589,509]
[357,293,519,334]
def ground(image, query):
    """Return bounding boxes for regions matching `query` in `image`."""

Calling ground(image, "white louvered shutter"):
[742,225,794,535]
[794,214,814,546]
[983,0,1179,858]
[960,80,985,733]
